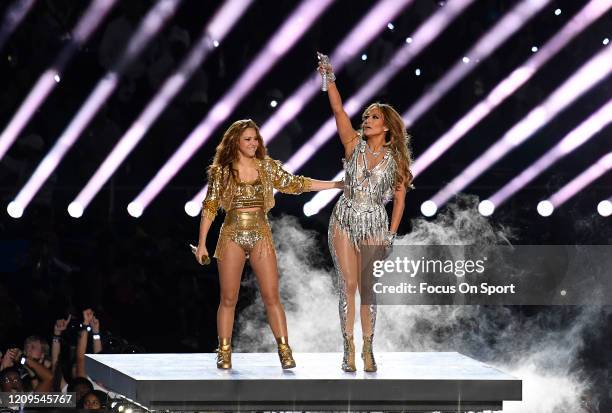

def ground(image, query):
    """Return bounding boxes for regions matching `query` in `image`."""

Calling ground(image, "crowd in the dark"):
[1,309,110,409]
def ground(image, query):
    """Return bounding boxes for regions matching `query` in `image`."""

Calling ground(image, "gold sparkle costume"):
[202,157,312,259]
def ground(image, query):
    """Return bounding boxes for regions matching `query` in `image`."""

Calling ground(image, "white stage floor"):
[86,352,521,411]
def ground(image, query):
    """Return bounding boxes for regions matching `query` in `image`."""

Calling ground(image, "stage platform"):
[86,352,521,412]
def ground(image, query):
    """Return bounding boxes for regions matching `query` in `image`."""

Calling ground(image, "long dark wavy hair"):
[209,119,267,176]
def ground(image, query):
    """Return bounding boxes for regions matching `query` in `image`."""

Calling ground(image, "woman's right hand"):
[317,60,333,77]
[194,244,209,265]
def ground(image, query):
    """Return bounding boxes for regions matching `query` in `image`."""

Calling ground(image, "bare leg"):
[216,241,247,338]
[249,246,287,337]
[249,244,296,368]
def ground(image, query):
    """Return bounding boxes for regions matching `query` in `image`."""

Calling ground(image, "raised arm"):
[318,57,358,155]
[26,357,53,392]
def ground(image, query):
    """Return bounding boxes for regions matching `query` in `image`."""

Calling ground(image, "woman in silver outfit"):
[318,55,414,372]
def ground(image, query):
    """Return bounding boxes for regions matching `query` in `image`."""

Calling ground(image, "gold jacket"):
[202,157,312,220]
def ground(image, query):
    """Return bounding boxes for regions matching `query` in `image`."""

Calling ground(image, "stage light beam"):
[0,0,36,53]
[430,45,612,209]
[548,152,612,208]
[488,99,612,207]
[70,0,251,215]
[410,0,611,178]
[403,0,552,128]
[7,0,181,215]
[0,0,118,161]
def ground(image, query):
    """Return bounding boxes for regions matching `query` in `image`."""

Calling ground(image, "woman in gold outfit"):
[194,119,341,369]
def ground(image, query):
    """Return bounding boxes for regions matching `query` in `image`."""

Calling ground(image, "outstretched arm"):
[308,179,343,192]
[270,159,341,194]
[318,58,358,155]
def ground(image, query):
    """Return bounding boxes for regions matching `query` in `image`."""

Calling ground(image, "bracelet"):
[386,231,397,246]
[92,333,101,340]
[327,70,336,83]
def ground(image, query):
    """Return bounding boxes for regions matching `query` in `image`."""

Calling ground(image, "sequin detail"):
[215,210,274,260]
[331,137,396,247]
[329,135,394,340]
[201,157,311,221]
[231,177,264,209]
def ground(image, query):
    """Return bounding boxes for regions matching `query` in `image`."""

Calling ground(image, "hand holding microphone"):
[316,52,335,91]
[190,243,211,265]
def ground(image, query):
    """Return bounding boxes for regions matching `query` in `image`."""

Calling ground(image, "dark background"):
[0,0,610,405]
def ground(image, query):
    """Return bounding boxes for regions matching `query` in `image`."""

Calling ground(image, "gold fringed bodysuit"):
[201,157,312,260]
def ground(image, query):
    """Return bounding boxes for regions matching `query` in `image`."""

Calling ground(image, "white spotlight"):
[415,68,421,76]
[127,202,143,218]
[361,54,367,61]
[537,200,554,216]
[531,46,538,53]
[421,200,437,217]
[554,8,561,16]
[387,22,394,30]
[405,37,412,44]
[184,201,200,217]
[478,199,495,216]
[462,56,470,64]
[597,200,612,217]
[213,40,219,48]
[270,99,278,108]
[603,38,609,45]
[67,202,83,218]
[303,201,317,217]
[7,201,23,218]
[54,74,60,83]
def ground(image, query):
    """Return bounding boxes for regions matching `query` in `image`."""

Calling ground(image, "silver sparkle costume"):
[328,134,396,352]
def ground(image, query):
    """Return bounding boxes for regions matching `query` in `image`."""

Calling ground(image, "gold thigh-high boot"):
[216,337,232,369]
[276,337,296,369]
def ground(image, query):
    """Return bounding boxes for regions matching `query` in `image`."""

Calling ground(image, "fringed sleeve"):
[201,166,223,220]
[268,159,312,194]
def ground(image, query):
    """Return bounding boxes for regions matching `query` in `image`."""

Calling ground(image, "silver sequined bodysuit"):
[329,136,396,247]
[328,136,396,354]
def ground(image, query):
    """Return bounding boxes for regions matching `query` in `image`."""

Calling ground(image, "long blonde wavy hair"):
[209,119,267,177]
[362,103,414,189]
